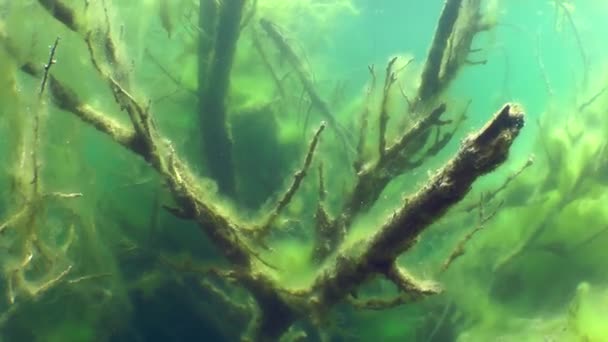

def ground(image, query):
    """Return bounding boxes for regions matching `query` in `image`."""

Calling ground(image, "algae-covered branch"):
[10,0,595,341]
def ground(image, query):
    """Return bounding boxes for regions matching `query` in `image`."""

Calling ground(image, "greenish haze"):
[1,0,608,341]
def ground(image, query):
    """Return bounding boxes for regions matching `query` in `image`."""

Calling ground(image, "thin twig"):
[260,18,354,154]
[378,57,398,160]
[348,294,413,310]
[34,265,73,294]
[0,207,28,234]
[354,64,376,172]
[159,254,239,281]
[144,48,195,94]
[578,86,608,112]
[383,103,447,163]
[569,226,608,253]
[258,123,326,236]
[33,36,61,191]
[442,197,504,272]
[252,27,285,98]
[463,155,534,213]
[348,264,440,310]
[44,192,84,199]
[317,162,326,202]
[399,83,414,113]
[426,301,452,342]
[67,273,112,284]
[535,32,553,97]
[557,1,588,87]
[39,37,60,96]
[312,160,338,262]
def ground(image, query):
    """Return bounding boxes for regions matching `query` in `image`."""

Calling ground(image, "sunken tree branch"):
[309,0,492,261]
[256,123,326,239]
[417,0,464,105]
[1,1,528,340]
[311,104,524,309]
[416,0,490,109]
[260,18,354,156]
[198,0,247,197]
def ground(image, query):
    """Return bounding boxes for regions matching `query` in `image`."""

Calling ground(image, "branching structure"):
[260,18,355,157]
[0,31,79,324]
[300,0,488,261]
[0,0,525,340]
[415,0,491,110]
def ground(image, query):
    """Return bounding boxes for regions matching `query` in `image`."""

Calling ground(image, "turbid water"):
[1,0,608,341]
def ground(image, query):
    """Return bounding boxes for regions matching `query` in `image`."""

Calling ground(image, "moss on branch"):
[47,76,139,152]
[313,104,449,260]
[13,2,528,340]
[311,103,524,308]
[256,123,326,239]
[416,0,489,108]
[368,104,523,259]
[0,36,77,324]
[417,0,464,105]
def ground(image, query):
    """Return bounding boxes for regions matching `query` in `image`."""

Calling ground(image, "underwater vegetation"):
[1,0,608,341]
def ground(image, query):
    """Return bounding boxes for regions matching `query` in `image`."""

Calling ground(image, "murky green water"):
[1,0,607,341]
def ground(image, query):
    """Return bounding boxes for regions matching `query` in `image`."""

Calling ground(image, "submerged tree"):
[0,0,528,340]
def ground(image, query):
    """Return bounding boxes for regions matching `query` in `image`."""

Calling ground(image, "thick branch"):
[385,263,440,296]
[198,0,219,82]
[342,104,448,226]
[416,0,488,109]
[198,0,246,197]
[46,75,141,152]
[349,263,440,310]
[312,103,451,262]
[368,104,523,259]
[24,66,254,268]
[417,0,464,104]
[37,0,81,33]
[312,103,524,307]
